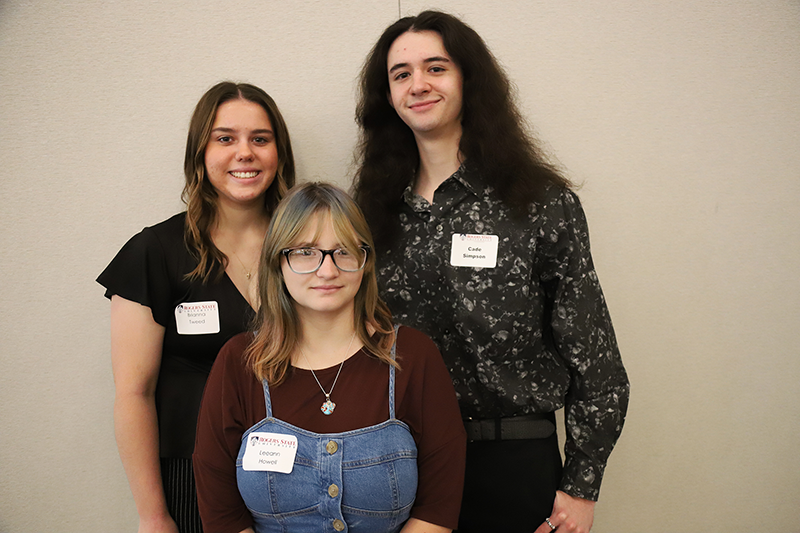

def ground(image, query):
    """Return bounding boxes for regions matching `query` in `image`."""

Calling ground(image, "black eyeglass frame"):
[281,245,371,274]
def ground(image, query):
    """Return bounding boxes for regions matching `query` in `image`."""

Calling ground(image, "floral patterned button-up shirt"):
[376,165,630,500]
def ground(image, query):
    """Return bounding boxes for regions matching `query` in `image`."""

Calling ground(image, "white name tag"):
[242,432,298,473]
[449,234,498,268]
[174,301,221,335]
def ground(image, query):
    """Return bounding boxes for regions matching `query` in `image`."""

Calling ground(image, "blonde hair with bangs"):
[245,182,396,385]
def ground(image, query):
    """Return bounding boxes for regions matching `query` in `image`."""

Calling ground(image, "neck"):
[212,201,270,242]
[294,309,361,369]
[211,200,270,311]
[413,128,462,202]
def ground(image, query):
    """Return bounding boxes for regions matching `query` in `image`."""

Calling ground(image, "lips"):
[409,99,439,111]
[312,285,342,293]
[230,170,260,179]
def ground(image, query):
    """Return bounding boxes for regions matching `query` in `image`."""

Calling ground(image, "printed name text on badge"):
[174,301,221,335]
[450,234,499,268]
[242,432,299,473]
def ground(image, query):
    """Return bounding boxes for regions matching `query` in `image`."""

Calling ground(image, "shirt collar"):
[401,161,490,206]
[455,162,492,197]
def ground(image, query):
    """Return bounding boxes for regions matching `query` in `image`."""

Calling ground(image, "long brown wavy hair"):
[182,81,296,283]
[245,182,396,385]
[352,10,571,250]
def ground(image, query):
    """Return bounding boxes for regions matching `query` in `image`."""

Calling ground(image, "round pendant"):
[321,399,336,415]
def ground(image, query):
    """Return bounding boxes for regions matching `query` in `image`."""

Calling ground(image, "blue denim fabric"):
[237,332,418,533]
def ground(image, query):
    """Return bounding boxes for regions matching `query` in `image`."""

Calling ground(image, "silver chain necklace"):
[299,332,356,415]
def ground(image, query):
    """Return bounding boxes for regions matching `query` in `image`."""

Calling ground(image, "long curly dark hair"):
[353,10,571,250]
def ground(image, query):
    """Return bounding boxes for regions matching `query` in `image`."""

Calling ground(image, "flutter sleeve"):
[536,189,630,501]
[193,333,257,533]
[96,222,175,327]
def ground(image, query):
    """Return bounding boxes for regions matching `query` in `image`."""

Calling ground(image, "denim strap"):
[389,325,400,419]
[261,377,273,418]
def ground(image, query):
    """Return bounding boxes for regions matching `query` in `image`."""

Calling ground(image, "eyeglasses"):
[281,246,370,274]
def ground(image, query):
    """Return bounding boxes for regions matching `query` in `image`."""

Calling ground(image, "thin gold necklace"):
[231,250,255,280]
[299,332,356,415]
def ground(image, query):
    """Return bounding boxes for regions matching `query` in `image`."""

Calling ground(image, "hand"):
[533,490,595,533]
[399,517,451,533]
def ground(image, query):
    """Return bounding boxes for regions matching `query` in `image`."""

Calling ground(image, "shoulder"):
[395,326,443,369]
[217,331,253,365]
[141,212,187,243]
[208,332,255,385]
[114,212,186,256]
[149,211,186,230]
[470,168,583,226]
[531,185,589,239]
[533,185,581,217]
[396,325,439,353]
[97,212,189,297]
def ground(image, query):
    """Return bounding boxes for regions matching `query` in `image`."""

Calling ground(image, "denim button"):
[333,519,345,531]
[326,440,338,454]
[328,484,340,498]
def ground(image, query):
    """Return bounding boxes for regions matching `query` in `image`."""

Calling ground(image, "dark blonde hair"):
[182,81,296,282]
[245,182,396,385]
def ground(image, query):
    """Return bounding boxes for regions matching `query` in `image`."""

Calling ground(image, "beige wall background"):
[1,1,798,531]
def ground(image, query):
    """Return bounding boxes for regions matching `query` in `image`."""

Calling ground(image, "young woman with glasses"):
[192,182,466,533]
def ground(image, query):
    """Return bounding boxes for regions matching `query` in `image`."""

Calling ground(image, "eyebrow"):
[389,56,451,74]
[293,241,345,249]
[210,127,274,135]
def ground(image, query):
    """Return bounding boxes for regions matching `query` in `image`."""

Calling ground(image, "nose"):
[410,70,430,96]
[315,253,339,278]
[236,140,254,161]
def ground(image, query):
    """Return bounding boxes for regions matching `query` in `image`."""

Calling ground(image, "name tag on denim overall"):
[450,234,498,268]
[243,432,298,473]
[174,301,220,335]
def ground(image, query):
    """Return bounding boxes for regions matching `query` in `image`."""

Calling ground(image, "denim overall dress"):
[236,337,418,533]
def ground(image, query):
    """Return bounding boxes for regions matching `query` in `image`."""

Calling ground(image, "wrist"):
[138,509,175,529]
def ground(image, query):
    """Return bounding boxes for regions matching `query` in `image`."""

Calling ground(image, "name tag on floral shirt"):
[450,234,498,268]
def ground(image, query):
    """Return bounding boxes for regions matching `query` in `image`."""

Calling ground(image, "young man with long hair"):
[353,11,630,533]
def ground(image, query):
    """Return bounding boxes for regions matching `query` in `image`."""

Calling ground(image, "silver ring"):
[545,518,557,531]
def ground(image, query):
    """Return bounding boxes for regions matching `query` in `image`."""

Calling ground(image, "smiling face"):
[204,98,279,211]
[387,30,464,141]
[280,212,364,321]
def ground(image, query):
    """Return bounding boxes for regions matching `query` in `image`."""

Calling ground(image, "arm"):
[193,336,256,533]
[110,295,177,533]
[401,517,451,533]
[398,328,466,531]
[538,191,629,502]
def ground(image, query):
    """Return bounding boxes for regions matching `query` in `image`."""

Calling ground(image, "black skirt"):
[161,457,204,533]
